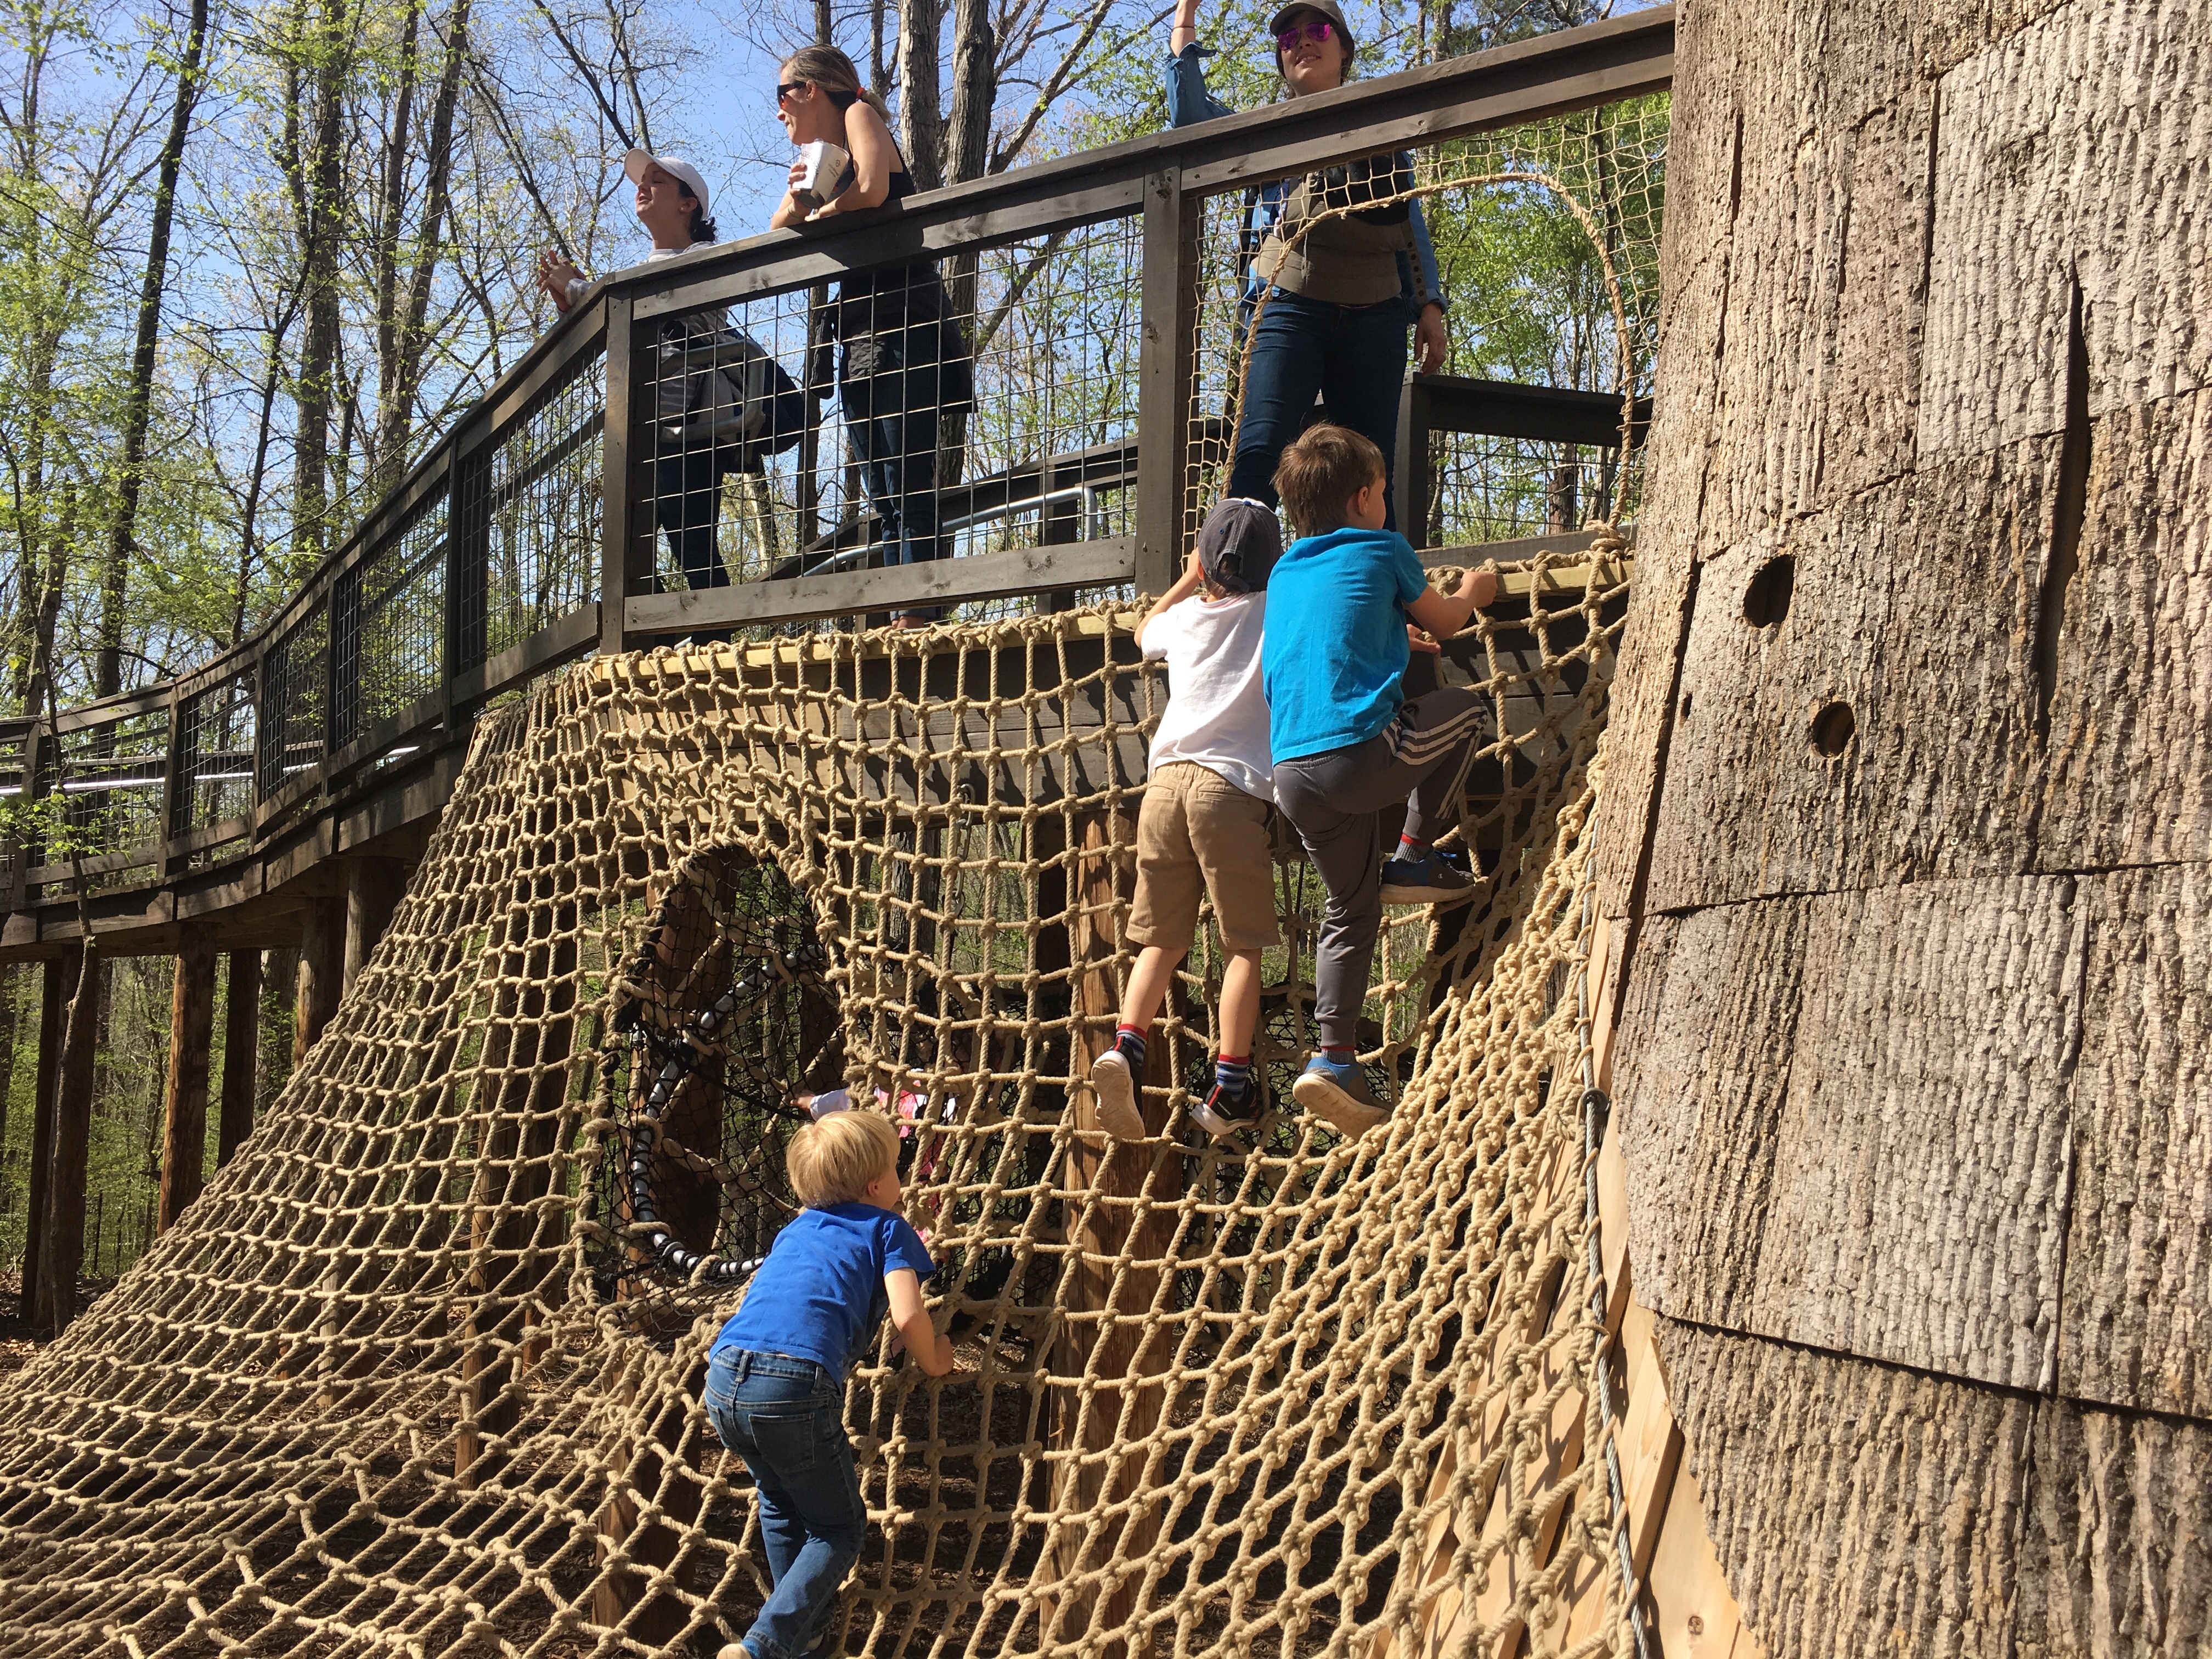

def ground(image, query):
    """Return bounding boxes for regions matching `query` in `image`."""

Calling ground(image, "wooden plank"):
[445,601,602,707]
[1652,1316,2032,1659]
[623,537,1136,634]
[1642,388,2212,909]
[1645,1456,1763,1659]
[2015,1396,2212,1658]
[36,946,99,1336]
[1918,0,2212,466]
[1133,167,1198,596]
[2057,860,2212,1418]
[1043,805,1183,1659]
[600,294,639,654]
[1616,877,2082,1392]
[1408,374,1649,448]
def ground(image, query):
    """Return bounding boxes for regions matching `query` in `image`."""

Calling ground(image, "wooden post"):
[36,945,101,1338]
[599,293,643,656]
[1133,166,1199,597]
[295,895,345,1066]
[217,949,261,1166]
[343,855,408,994]
[1045,803,1182,1657]
[19,953,67,1322]
[454,837,579,1486]
[591,873,724,1638]
[158,930,218,1229]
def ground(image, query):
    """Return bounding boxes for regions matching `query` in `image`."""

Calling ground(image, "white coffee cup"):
[791,140,852,211]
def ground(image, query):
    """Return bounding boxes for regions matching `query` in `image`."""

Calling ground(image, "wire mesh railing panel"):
[0,724,30,888]
[258,605,329,799]
[174,673,257,843]
[335,492,448,744]
[631,216,1145,633]
[456,356,605,672]
[1183,94,1667,550]
[52,708,169,887]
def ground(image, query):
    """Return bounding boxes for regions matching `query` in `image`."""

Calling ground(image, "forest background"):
[0,0,1655,1291]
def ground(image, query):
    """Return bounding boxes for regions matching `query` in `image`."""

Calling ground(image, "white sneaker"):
[1088,1047,1146,1140]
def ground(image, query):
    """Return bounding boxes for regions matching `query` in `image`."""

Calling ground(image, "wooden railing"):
[0,4,1672,951]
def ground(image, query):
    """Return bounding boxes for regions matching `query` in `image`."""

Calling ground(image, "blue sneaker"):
[1291,1053,1387,1137]
[1379,843,1477,906]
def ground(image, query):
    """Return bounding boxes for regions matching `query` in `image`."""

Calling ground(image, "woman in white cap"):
[1167,0,1448,534]
[770,45,970,629]
[538,153,791,630]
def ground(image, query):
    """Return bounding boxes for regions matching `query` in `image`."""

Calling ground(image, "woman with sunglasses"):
[1168,0,1447,532]
[771,46,969,629]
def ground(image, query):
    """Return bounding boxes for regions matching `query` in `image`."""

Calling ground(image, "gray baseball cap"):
[1267,0,1355,59]
[1197,498,1283,594]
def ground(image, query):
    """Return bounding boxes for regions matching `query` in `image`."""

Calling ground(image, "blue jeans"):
[705,1349,864,1659]
[1229,289,1411,531]
[842,337,945,623]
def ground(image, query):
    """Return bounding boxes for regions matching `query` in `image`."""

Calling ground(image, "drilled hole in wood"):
[1743,555,1795,628]
[1812,701,1855,757]
[1679,692,1694,721]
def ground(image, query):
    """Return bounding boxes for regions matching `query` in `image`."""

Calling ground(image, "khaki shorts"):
[1128,760,1280,953]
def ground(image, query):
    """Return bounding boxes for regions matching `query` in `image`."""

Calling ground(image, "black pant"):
[654,445,732,642]
[1272,687,1490,1048]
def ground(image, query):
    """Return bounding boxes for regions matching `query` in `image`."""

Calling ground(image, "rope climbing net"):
[0,534,1631,1658]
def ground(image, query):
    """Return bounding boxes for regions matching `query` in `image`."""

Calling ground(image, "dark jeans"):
[843,338,945,623]
[656,444,733,644]
[1272,687,1489,1048]
[705,1348,865,1659]
[1229,289,1411,531]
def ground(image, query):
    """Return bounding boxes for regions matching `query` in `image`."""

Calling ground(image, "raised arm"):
[1135,548,1206,651]
[885,1267,954,1376]
[1404,565,1498,640]
[807,102,899,221]
[1166,0,1237,127]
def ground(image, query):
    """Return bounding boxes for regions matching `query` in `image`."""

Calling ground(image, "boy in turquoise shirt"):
[1262,424,1496,1136]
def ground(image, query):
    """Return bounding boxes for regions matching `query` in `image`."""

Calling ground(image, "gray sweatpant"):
[1272,687,1491,1049]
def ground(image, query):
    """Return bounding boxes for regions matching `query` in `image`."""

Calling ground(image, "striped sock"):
[1114,1025,1147,1070]
[1398,833,1427,856]
[1214,1054,1251,1099]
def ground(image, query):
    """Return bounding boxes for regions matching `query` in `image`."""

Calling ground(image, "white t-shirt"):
[1141,591,1273,803]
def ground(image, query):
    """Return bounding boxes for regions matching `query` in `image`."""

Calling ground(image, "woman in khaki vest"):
[1167,0,1448,532]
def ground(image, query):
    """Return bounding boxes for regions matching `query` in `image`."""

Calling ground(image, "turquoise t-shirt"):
[1262,526,1431,762]
[711,1203,935,1380]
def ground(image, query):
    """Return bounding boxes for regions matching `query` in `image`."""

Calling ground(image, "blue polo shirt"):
[1262,525,1431,762]
[711,1203,935,1380]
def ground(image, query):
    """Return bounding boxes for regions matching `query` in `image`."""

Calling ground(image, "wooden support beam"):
[217,948,261,1166]
[342,856,408,994]
[1044,803,1182,1658]
[158,931,217,1229]
[19,953,66,1322]
[294,895,345,1066]
[35,945,100,1338]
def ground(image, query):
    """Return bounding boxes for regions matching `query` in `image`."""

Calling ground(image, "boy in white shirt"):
[1091,499,1281,1141]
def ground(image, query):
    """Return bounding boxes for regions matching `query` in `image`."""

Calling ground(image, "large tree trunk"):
[286,0,356,567]
[896,0,944,190]
[372,0,472,490]
[95,0,211,701]
[1598,0,2212,1652]
[942,0,994,188]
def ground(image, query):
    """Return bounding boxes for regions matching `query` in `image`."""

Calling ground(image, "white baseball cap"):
[623,148,710,215]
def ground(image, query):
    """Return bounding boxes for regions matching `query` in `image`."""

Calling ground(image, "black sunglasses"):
[776,80,808,102]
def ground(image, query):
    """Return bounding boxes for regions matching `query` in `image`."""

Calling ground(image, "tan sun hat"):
[623,148,710,215]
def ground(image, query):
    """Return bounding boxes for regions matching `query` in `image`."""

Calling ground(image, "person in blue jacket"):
[1167,0,1448,531]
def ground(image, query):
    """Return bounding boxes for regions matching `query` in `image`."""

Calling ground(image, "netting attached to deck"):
[0,550,1633,1659]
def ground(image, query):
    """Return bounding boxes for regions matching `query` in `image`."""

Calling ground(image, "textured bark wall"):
[1602,0,2212,1649]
